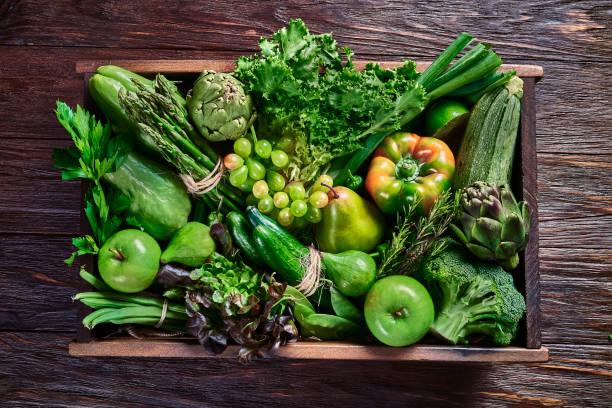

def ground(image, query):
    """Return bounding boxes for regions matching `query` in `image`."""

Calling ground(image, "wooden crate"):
[69,60,547,362]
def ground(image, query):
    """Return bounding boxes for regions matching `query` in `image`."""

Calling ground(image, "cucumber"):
[453,76,523,189]
[226,212,265,267]
[246,206,305,254]
[252,225,307,286]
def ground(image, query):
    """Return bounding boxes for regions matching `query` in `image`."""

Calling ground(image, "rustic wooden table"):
[1,2,610,406]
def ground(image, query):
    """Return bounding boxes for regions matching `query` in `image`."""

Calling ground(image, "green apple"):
[98,229,161,293]
[364,275,434,347]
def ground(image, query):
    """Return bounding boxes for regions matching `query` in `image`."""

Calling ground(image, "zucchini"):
[453,76,523,189]
[225,212,265,267]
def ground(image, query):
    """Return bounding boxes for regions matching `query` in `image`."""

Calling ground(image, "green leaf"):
[64,235,99,266]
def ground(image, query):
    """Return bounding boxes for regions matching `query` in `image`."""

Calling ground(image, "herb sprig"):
[52,101,130,264]
[378,190,460,277]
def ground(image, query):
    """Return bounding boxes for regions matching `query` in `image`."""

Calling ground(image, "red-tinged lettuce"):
[158,253,298,362]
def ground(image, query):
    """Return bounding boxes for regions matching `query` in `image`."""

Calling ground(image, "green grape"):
[292,214,310,230]
[305,205,322,223]
[273,192,290,209]
[270,150,289,168]
[275,135,295,152]
[278,208,294,227]
[252,180,269,199]
[269,207,280,222]
[223,153,244,170]
[246,193,259,207]
[229,165,248,187]
[254,139,273,159]
[257,195,274,214]
[237,177,255,193]
[311,174,334,193]
[233,138,252,159]
[246,157,266,180]
[267,170,286,192]
[290,200,308,217]
[285,182,306,201]
[309,190,329,208]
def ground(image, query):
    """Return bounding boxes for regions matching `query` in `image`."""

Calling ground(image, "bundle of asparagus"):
[119,75,243,213]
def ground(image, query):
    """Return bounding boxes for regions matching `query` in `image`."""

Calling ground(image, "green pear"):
[315,186,385,253]
[161,222,215,267]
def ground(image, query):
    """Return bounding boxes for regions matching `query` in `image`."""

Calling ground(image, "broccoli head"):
[413,239,526,345]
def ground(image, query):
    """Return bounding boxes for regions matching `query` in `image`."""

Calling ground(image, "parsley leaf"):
[64,235,99,266]
[53,101,131,264]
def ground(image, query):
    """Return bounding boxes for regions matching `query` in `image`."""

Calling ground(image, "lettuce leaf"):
[234,19,421,181]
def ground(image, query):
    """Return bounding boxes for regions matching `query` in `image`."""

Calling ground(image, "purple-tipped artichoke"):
[449,182,530,270]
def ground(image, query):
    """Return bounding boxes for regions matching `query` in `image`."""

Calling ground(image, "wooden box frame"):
[69,60,547,362]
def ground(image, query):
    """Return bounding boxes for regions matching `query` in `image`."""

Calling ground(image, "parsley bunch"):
[52,101,130,264]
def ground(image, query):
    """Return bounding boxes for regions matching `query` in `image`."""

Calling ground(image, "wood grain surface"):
[0,1,610,406]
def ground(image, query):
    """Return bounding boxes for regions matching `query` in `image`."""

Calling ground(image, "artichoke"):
[450,182,530,270]
[187,70,256,142]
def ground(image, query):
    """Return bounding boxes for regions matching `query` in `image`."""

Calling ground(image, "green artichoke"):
[450,182,530,270]
[187,71,256,142]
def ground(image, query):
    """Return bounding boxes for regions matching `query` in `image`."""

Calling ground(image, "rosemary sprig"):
[378,189,460,277]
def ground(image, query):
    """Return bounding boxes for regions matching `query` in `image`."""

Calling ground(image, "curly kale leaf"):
[234,19,420,181]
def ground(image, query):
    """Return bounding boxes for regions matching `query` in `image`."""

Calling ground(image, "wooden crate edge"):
[69,339,549,362]
[75,60,543,78]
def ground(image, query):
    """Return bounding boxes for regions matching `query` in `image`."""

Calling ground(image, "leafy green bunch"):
[157,253,298,362]
[234,19,422,181]
[52,101,131,264]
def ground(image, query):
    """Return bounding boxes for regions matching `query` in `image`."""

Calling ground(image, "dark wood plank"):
[1,48,611,154]
[69,339,549,362]
[519,77,540,348]
[0,1,609,63]
[0,332,609,407]
[1,234,609,343]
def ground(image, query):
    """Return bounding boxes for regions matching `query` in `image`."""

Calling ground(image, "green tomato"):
[246,157,266,181]
[233,138,252,158]
[266,170,286,192]
[275,135,295,152]
[237,177,255,193]
[285,182,306,201]
[98,229,161,293]
[252,180,269,199]
[257,195,274,214]
[290,200,308,217]
[223,153,244,170]
[364,275,434,347]
[229,165,248,187]
[254,139,273,159]
[309,191,329,208]
[273,191,290,209]
[277,208,294,226]
[311,174,334,193]
[304,205,322,223]
[425,99,469,136]
[270,150,289,168]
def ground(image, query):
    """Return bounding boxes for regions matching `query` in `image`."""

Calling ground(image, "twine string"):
[155,298,169,328]
[295,246,322,297]
[180,157,225,195]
